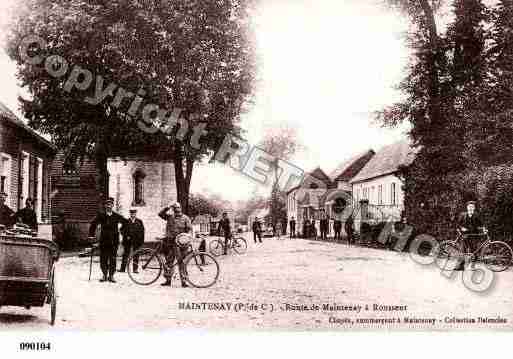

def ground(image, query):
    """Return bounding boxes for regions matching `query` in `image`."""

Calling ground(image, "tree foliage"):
[6,0,256,212]
[379,0,513,240]
[188,192,222,222]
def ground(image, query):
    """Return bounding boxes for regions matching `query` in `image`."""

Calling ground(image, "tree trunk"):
[94,144,109,207]
[173,142,194,215]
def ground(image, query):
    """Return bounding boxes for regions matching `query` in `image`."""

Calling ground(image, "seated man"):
[0,192,15,228]
[457,200,487,254]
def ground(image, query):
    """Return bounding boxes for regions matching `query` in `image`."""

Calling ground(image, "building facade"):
[350,140,416,230]
[52,148,179,243]
[286,167,332,236]
[0,102,56,239]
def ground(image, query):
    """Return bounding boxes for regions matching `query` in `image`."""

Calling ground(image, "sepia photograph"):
[0,0,513,350]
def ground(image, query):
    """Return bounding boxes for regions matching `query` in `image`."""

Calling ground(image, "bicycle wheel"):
[183,252,220,288]
[479,241,513,272]
[437,241,464,271]
[127,248,163,285]
[232,237,247,255]
[209,239,224,257]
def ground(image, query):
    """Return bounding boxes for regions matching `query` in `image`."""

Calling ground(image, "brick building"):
[0,101,56,239]
[51,148,178,242]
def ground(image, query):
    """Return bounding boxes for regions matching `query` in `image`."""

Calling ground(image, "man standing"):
[458,200,487,253]
[15,198,38,232]
[345,214,355,245]
[319,209,328,240]
[158,202,192,287]
[333,218,342,241]
[119,208,145,273]
[289,217,296,239]
[218,212,231,255]
[0,192,15,228]
[252,217,262,243]
[89,197,128,283]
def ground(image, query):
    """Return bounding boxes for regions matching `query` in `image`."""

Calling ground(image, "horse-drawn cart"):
[0,225,59,325]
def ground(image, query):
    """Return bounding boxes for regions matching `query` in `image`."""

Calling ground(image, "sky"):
[0,0,411,203]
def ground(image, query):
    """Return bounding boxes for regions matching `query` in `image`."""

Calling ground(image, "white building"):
[108,156,177,241]
[350,140,416,229]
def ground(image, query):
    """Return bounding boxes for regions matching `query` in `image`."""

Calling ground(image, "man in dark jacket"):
[15,198,38,232]
[319,209,329,240]
[458,201,487,253]
[119,208,145,273]
[345,214,354,245]
[89,197,128,283]
[252,217,262,243]
[289,217,296,239]
[0,192,15,228]
[218,212,231,255]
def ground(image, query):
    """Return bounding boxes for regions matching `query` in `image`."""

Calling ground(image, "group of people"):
[88,197,192,287]
[0,192,38,231]
[287,211,355,242]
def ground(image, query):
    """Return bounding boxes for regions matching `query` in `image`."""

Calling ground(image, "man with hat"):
[119,208,145,273]
[0,191,15,227]
[158,202,192,287]
[89,197,128,283]
[458,200,487,254]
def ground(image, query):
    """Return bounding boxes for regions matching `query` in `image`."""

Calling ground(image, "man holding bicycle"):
[457,200,487,254]
[158,202,192,288]
[218,212,231,255]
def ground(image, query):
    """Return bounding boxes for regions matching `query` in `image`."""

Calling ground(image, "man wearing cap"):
[158,202,192,287]
[119,208,145,273]
[458,200,487,254]
[89,197,128,283]
[0,192,15,227]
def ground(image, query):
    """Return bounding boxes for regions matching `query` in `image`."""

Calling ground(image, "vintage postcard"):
[1,0,513,348]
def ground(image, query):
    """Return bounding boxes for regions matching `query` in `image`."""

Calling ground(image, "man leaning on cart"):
[88,197,128,283]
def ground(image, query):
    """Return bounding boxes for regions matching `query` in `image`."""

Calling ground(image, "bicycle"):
[127,234,220,288]
[209,233,247,257]
[439,231,513,272]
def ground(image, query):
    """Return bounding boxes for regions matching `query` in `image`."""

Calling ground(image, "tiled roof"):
[351,140,417,183]
[309,167,332,185]
[0,101,57,152]
[286,167,332,195]
[329,149,375,182]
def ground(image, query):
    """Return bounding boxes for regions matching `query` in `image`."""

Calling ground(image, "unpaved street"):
[1,234,512,330]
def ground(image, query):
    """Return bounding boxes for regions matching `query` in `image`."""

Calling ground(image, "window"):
[391,183,397,206]
[27,156,42,220]
[309,182,319,189]
[0,153,11,200]
[132,169,146,206]
[378,185,383,205]
[19,152,29,207]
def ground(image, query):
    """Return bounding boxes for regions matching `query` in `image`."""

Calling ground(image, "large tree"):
[6,0,256,213]
[377,0,498,238]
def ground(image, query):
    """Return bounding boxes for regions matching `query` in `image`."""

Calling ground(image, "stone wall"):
[108,158,177,241]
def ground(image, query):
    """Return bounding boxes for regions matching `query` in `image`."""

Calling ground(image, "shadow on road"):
[0,312,39,324]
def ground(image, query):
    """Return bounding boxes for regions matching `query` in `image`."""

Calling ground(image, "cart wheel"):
[50,268,57,326]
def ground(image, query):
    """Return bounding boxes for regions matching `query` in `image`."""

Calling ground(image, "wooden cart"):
[0,230,59,325]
